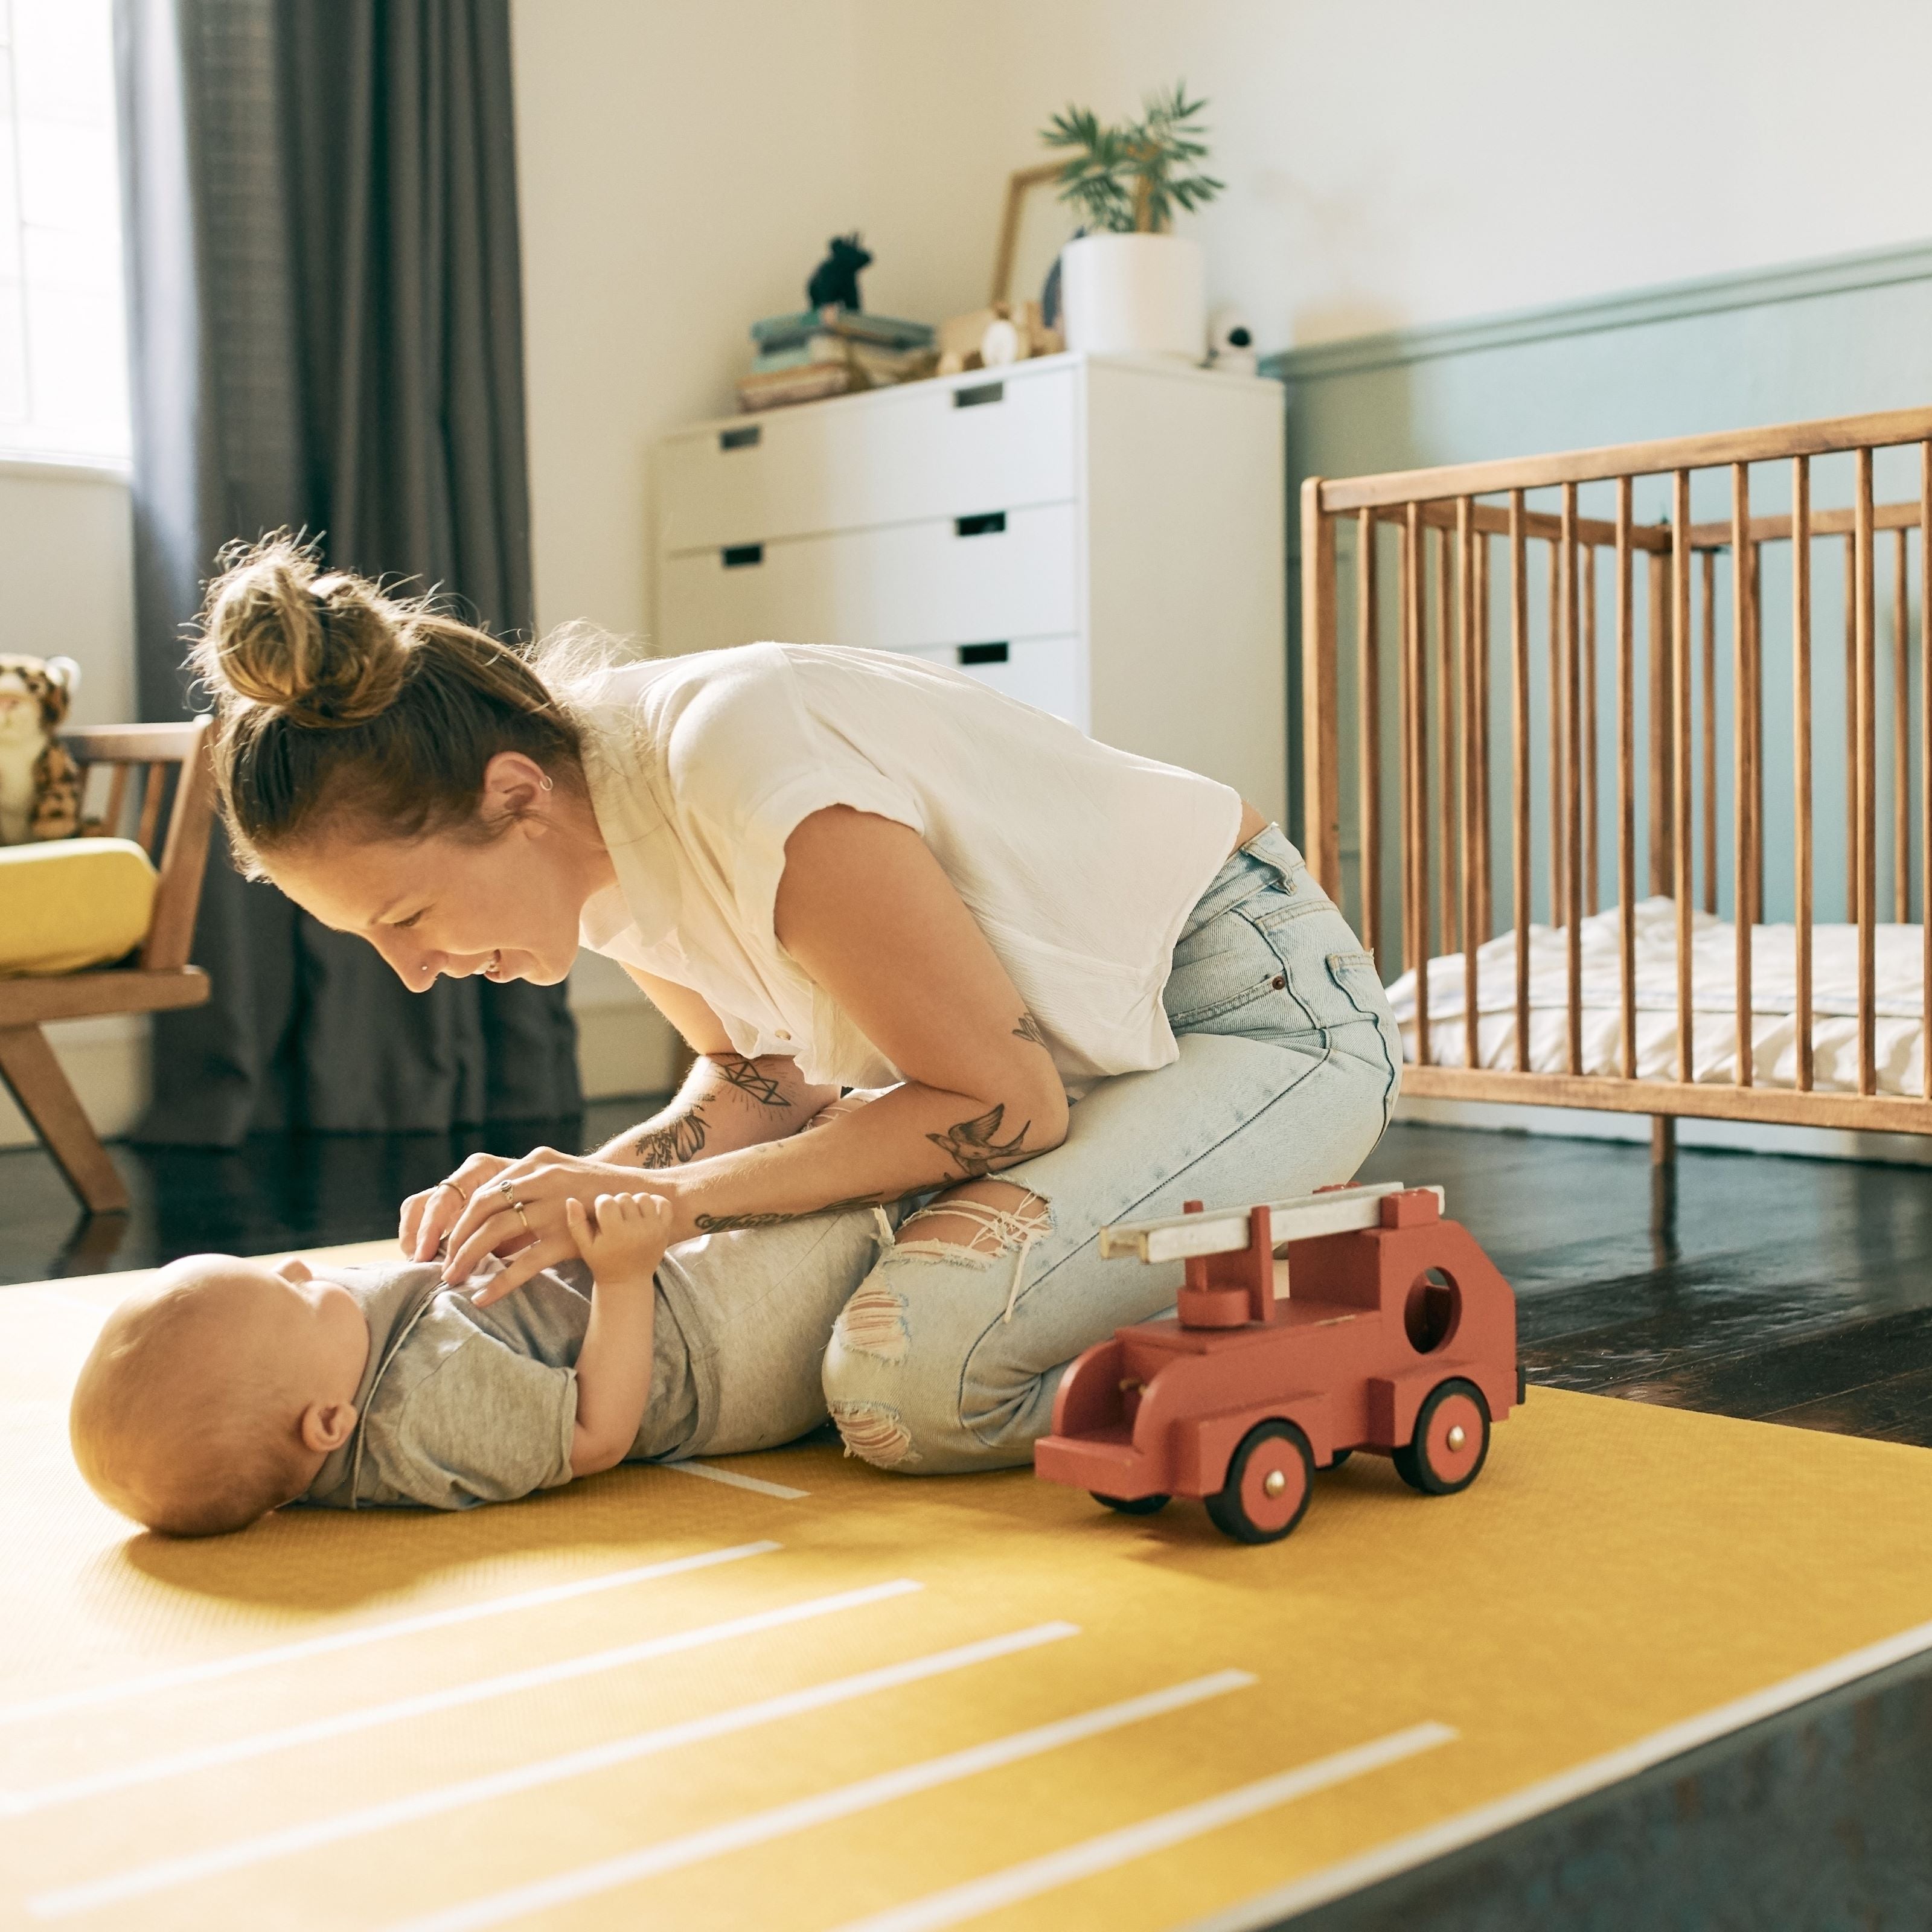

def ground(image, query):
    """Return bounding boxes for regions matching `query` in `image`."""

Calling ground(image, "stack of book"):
[737,307,938,412]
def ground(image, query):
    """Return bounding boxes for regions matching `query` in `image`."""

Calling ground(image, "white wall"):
[511,0,1932,640]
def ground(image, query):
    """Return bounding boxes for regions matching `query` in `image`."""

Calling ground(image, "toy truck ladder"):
[1096,1182,1448,1330]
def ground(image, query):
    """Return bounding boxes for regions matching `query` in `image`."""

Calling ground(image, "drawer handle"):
[958,642,1009,666]
[719,424,761,451]
[955,511,1006,538]
[954,381,1004,409]
[721,543,764,568]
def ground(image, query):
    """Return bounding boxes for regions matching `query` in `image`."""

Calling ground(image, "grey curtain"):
[114,0,581,1143]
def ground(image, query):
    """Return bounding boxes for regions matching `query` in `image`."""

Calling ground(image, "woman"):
[192,536,1400,1474]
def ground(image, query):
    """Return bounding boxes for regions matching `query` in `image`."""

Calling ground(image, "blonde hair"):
[187,534,620,873]
[70,1278,317,1538]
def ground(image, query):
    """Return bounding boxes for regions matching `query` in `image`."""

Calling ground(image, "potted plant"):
[1041,83,1223,360]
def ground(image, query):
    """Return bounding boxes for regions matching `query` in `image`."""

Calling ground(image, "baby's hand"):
[565,1192,673,1285]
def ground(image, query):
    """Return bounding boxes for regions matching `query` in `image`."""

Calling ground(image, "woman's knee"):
[821,1203,1049,1475]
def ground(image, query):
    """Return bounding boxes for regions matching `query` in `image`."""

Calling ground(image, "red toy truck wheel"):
[1205,1421,1314,1544]
[1393,1378,1491,1496]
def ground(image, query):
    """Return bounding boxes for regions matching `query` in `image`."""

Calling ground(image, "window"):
[0,0,127,467]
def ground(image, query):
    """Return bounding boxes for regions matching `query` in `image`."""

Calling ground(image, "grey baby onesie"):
[302,1208,890,1511]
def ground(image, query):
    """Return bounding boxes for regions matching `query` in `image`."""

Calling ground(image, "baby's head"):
[70,1255,371,1537]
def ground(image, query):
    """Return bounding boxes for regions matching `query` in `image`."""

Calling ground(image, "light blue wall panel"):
[1267,242,1932,946]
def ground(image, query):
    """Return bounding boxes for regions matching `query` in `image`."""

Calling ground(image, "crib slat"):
[1844,532,1859,925]
[1407,502,1431,1064]
[1648,551,1674,896]
[1562,485,1584,1073]
[1616,478,1637,1080]
[1700,549,1718,915]
[1476,532,1494,941]
[1674,471,1695,1084]
[1855,449,1878,1095]
[1399,507,1416,977]
[1437,524,1460,959]
[1356,507,1380,965]
[1460,497,1481,1074]
[1547,535,1564,935]
[1582,542,1599,918]
[1512,491,1532,1072]
[1732,465,1754,1089]
[1921,444,1931,1098]
[1750,540,1765,926]
[1895,526,1910,924]
[1793,458,1814,1094]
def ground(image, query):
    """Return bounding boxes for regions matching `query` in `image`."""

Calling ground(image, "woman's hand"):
[400,1155,516,1265]
[423,1147,680,1307]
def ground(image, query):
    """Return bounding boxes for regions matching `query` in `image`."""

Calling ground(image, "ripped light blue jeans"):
[818,825,1403,1474]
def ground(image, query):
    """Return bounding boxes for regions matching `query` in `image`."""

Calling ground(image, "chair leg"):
[0,1024,130,1214]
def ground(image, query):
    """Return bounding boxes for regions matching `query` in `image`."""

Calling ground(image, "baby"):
[70,1190,883,1537]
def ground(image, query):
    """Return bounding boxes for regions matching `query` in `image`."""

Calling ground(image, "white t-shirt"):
[574,642,1241,1095]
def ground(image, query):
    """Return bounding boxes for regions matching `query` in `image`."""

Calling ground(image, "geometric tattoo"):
[712,1053,792,1109]
[925,1102,1031,1180]
[635,1104,708,1168]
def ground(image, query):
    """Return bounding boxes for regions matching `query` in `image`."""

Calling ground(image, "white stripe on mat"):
[0,1579,920,1817]
[0,1541,779,1729]
[827,1724,1457,1932]
[28,1622,1081,1919]
[373,1671,1258,1932]
[1181,1616,1932,1931]
[662,1460,809,1500]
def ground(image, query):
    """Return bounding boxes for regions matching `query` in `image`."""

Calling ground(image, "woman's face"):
[264,753,613,990]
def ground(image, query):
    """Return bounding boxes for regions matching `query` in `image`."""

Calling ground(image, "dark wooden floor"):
[5,1110,1932,1447]
[1359,1122,1932,1448]
[7,1112,1932,1927]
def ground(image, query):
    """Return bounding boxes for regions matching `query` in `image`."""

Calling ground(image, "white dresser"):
[653,351,1287,822]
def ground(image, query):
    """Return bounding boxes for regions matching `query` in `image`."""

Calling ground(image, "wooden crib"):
[1298,405,1932,1154]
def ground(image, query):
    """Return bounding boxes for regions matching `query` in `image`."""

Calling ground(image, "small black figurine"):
[807,233,871,312]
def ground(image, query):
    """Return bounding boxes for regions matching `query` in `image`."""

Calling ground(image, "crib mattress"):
[1383,897,1930,1095]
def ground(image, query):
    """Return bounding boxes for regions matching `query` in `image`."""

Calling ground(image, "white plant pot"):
[1060,232,1206,360]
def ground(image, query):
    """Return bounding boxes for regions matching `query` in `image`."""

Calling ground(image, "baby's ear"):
[299,1399,357,1454]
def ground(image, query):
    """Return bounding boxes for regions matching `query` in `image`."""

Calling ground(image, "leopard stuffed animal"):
[0,654,85,844]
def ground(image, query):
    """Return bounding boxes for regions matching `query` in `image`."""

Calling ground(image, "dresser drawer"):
[657,504,1079,657]
[904,634,1086,730]
[659,363,1078,551]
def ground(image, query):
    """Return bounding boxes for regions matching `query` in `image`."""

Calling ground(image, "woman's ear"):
[479,750,554,824]
[300,1399,359,1454]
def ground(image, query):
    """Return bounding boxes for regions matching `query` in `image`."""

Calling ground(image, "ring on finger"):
[440,1177,472,1204]
[496,1177,533,1235]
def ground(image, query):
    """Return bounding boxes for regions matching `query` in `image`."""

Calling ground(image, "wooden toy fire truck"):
[1034,1182,1522,1543]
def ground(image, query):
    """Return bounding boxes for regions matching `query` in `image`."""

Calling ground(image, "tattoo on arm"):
[1012,1011,1049,1050]
[925,1102,1031,1180]
[635,1104,708,1168]
[711,1054,793,1110]
[692,1192,893,1235]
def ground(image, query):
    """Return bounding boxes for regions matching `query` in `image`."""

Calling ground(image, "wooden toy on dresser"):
[1034,1182,1522,1543]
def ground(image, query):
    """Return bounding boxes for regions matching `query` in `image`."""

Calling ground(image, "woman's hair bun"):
[191,534,408,729]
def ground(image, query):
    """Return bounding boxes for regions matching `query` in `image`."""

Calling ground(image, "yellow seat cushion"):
[0,837,158,975]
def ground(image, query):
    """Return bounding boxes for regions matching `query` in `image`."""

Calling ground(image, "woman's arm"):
[401,973,836,1264]
[588,970,839,1171]
[443,808,1070,1301]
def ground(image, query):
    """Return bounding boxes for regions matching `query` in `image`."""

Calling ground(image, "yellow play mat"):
[5,1243,1932,1931]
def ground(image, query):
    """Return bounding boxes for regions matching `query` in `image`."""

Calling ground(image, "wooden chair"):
[0,721,217,1213]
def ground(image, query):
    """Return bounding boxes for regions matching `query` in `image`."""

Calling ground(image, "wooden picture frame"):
[991,162,1071,309]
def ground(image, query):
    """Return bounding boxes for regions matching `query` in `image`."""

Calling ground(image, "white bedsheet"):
[1382,897,1930,1096]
